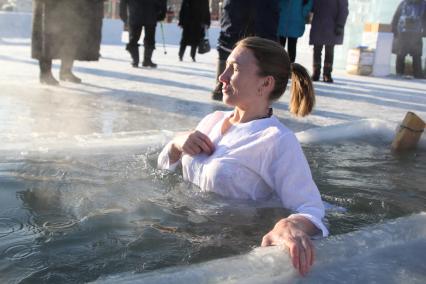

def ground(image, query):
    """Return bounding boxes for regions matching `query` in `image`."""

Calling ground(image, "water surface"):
[0,139,425,283]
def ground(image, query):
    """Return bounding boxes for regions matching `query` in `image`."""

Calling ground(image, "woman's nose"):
[218,68,229,84]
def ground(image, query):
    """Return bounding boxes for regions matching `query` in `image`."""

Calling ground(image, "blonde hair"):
[236,37,315,117]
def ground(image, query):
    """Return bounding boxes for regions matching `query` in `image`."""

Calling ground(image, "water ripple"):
[3,243,36,260]
[26,213,79,235]
[0,217,24,238]
[42,219,79,232]
[1,243,47,271]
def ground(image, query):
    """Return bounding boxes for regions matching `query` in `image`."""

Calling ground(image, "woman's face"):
[219,46,267,108]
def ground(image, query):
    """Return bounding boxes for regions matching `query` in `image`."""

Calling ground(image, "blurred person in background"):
[391,0,426,79]
[212,0,280,101]
[31,0,104,85]
[277,0,313,63]
[178,0,211,62]
[120,0,167,68]
[309,0,348,83]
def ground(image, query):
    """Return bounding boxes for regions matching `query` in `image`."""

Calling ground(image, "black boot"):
[311,64,321,81]
[412,55,424,79]
[39,59,59,85]
[323,63,334,83]
[126,44,140,67]
[190,45,196,62]
[142,47,157,68]
[178,44,185,61]
[60,59,82,83]
[212,59,226,101]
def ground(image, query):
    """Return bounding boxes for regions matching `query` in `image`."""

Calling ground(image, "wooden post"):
[391,112,425,151]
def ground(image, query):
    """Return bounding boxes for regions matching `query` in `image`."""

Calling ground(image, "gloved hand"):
[335,25,344,36]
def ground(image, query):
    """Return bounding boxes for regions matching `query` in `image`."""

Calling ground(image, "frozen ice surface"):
[94,213,426,284]
[1,42,426,150]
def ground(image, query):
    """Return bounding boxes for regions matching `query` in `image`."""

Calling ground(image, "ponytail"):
[289,63,315,117]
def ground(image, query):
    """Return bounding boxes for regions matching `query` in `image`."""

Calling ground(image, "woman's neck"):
[230,106,271,124]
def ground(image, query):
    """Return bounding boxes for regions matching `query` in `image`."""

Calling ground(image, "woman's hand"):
[261,216,319,276]
[168,130,215,163]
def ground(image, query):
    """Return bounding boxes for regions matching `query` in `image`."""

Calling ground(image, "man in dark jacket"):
[212,0,280,101]
[309,0,348,83]
[31,0,104,85]
[120,0,167,68]
[391,0,426,78]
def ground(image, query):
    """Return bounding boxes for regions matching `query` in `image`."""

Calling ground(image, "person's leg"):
[142,24,157,68]
[190,44,197,62]
[287,37,298,63]
[323,44,335,83]
[312,45,322,81]
[395,54,406,75]
[127,24,142,67]
[212,48,229,101]
[39,58,59,85]
[412,55,424,79]
[179,27,187,61]
[178,43,186,61]
[60,58,81,83]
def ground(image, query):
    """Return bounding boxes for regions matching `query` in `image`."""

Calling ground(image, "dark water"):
[305,140,426,235]
[0,141,425,283]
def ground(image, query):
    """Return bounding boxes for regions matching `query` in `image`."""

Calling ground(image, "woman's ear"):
[263,76,275,92]
[258,76,275,98]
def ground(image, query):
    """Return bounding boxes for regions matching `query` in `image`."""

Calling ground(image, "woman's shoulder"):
[261,118,304,156]
[203,110,231,122]
[196,110,231,133]
[251,116,298,143]
[262,116,294,135]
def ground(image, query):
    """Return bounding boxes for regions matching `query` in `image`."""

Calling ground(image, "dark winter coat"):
[31,0,104,61]
[179,0,211,46]
[391,0,426,56]
[309,0,348,45]
[218,0,280,52]
[120,0,167,27]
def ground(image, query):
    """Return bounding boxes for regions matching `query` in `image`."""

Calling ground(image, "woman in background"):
[309,0,348,83]
[31,0,104,85]
[277,0,313,63]
[178,0,210,62]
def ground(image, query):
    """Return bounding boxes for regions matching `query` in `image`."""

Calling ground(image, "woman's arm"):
[170,130,215,163]
[260,132,328,276]
[158,130,215,170]
[261,215,319,276]
[167,132,190,164]
[158,112,223,170]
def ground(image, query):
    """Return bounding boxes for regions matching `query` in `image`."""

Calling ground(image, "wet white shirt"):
[158,111,328,236]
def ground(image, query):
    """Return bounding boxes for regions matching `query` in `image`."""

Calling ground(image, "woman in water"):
[158,36,328,276]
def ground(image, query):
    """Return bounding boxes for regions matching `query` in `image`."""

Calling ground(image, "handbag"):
[198,28,211,54]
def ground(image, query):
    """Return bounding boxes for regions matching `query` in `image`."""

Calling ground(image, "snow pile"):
[296,118,426,149]
[296,118,396,144]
